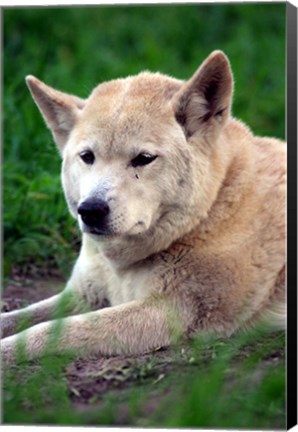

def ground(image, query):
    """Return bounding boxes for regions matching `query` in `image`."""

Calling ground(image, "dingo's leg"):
[1,288,91,338]
[1,297,182,364]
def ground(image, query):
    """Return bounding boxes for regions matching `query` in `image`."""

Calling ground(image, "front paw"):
[1,336,16,365]
[1,312,17,338]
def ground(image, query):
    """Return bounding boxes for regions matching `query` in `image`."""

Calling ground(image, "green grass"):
[3,329,285,428]
[3,3,286,276]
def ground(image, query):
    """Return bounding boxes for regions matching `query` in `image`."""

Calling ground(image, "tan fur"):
[1,51,286,364]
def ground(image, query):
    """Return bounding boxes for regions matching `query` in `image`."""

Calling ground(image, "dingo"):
[1,51,286,363]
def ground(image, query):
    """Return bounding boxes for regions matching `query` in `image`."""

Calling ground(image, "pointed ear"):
[26,76,85,151]
[174,51,233,140]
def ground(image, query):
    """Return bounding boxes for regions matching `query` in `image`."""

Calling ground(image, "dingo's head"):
[26,51,233,251]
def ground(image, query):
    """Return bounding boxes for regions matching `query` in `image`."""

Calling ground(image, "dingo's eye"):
[131,153,157,168]
[80,150,95,165]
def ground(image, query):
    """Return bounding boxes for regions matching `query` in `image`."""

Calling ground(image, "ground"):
[2,271,286,428]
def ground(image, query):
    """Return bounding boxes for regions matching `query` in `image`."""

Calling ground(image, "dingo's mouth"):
[88,228,111,236]
[82,220,148,239]
[83,225,114,237]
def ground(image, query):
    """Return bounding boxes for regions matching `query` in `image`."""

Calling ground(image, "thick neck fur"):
[198,121,254,234]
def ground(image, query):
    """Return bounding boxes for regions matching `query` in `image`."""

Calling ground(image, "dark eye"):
[80,150,95,165]
[131,153,157,168]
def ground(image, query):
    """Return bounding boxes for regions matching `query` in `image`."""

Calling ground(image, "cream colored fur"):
[1,51,286,364]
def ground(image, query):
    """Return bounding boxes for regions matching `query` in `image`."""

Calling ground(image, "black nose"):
[77,199,110,230]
